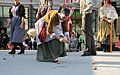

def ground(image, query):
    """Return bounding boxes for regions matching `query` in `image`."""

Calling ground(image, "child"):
[70,32,77,49]
[78,31,85,51]
[23,29,37,50]
[0,27,9,49]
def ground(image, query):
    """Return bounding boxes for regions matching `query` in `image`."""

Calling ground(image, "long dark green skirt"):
[36,39,66,62]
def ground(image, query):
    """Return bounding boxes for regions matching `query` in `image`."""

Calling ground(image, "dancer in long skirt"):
[35,7,70,63]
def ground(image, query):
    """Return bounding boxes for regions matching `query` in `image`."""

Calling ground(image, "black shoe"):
[8,50,16,54]
[17,51,24,54]
[81,51,91,56]
[103,49,110,52]
[91,53,97,56]
[53,60,60,64]
[81,53,91,56]
[53,60,58,63]
[103,49,107,52]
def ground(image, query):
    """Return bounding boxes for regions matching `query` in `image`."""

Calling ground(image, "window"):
[3,7,10,17]
[0,6,2,17]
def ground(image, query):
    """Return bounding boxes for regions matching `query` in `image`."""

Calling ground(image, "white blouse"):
[35,13,69,45]
[100,5,118,20]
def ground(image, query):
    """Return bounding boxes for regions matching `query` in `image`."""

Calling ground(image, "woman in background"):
[8,0,25,54]
[36,0,53,19]
[97,0,118,52]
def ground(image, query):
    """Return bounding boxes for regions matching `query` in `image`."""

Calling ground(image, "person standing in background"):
[8,0,25,54]
[36,0,53,19]
[75,0,97,56]
[97,0,118,52]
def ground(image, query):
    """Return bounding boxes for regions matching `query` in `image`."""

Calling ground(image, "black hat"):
[60,7,70,16]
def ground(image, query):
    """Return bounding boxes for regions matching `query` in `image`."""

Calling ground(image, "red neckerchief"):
[38,23,46,44]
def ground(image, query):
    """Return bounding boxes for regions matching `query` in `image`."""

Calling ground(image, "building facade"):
[0,0,120,33]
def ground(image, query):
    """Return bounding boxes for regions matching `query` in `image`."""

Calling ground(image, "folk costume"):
[35,9,70,62]
[36,0,53,19]
[8,3,25,54]
[97,5,118,52]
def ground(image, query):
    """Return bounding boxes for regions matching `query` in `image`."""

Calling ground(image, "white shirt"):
[35,13,69,45]
[78,0,94,15]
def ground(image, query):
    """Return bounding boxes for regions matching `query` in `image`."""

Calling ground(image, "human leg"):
[18,43,25,54]
[33,42,37,50]
[8,42,18,54]
[82,13,96,56]
[28,41,32,50]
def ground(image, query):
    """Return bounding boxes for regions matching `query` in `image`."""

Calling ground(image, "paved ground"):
[0,50,120,75]
[93,51,120,75]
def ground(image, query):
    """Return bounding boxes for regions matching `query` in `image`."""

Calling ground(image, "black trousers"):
[83,13,96,54]
[12,42,24,52]
[28,41,37,50]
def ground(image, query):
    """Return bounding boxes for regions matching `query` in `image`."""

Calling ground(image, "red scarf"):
[38,23,46,44]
